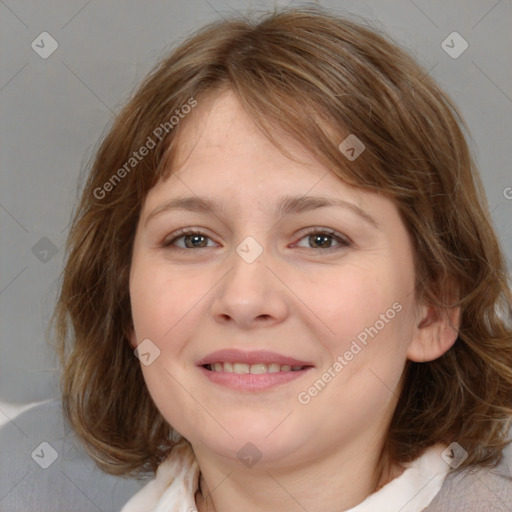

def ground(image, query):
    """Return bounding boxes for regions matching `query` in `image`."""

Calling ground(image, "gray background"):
[1,0,511,510]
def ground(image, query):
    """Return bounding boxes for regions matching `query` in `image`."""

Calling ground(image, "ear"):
[129,333,137,350]
[407,288,461,363]
[124,323,138,350]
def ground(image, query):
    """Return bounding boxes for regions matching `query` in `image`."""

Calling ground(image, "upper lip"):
[197,349,314,367]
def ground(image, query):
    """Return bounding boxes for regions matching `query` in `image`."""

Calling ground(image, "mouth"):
[203,362,309,373]
[197,349,314,391]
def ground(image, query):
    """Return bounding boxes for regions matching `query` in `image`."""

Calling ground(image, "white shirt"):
[121,438,450,512]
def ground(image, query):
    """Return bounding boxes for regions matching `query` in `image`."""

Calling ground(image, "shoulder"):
[120,436,199,512]
[425,433,512,511]
[0,399,146,511]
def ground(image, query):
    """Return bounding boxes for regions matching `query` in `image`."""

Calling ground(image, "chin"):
[192,422,309,467]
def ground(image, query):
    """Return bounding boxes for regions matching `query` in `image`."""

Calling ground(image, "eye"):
[294,228,351,251]
[161,227,351,252]
[161,229,217,250]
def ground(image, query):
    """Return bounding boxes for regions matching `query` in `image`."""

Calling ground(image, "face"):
[129,90,427,469]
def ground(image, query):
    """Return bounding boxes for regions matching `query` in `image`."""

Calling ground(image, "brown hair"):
[50,6,512,478]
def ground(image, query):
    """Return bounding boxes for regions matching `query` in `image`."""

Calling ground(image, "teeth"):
[207,363,305,373]
[250,363,267,374]
[233,363,250,374]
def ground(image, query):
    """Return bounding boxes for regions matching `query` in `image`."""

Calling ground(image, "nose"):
[210,245,289,330]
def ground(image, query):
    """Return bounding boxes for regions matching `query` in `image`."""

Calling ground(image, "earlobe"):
[407,303,461,362]
[125,324,137,350]
[129,332,138,350]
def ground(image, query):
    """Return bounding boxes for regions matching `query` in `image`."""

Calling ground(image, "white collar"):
[121,439,450,512]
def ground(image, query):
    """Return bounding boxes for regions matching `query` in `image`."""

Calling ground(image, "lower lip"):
[198,365,313,391]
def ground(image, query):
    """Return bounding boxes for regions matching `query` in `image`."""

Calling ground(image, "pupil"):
[184,234,332,249]
[312,234,330,248]
[186,235,205,248]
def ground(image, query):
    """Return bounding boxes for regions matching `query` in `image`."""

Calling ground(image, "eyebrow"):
[144,195,379,229]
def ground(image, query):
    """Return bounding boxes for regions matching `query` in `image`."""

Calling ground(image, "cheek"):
[129,258,208,435]
[298,269,414,434]
[130,257,205,341]
[302,258,416,384]
[298,265,401,348]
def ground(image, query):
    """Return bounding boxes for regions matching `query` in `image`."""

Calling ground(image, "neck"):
[193,440,402,512]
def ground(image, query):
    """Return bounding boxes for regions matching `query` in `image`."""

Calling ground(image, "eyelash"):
[161,227,351,253]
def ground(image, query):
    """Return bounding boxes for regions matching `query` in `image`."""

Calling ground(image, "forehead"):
[156,91,343,198]
[173,90,319,173]
[142,90,397,225]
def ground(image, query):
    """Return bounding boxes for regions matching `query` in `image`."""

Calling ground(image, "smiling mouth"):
[203,362,310,374]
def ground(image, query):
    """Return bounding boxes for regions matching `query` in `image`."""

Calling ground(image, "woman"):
[52,7,512,511]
